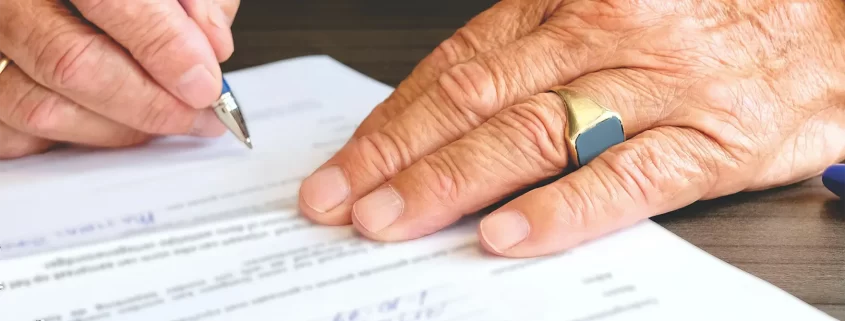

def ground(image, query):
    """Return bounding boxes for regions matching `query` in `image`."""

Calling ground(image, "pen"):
[822,164,844,199]
[212,78,253,149]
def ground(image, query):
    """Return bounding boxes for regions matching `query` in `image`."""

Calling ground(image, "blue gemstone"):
[574,117,624,166]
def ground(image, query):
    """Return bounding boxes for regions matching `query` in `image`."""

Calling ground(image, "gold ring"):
[549,87,626,168]
[0,52,11,76]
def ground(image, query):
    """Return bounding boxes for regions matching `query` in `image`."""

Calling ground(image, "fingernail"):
[209,3,231,29]
[178,64,218,108]
[353,186,404,233]
[300,166,350,213]
[480,210,530,253]
[190,109,226,136]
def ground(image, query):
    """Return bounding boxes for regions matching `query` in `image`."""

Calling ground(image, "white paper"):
[0,55,393,260]
[0,55,835,320]
[0,210,834,321]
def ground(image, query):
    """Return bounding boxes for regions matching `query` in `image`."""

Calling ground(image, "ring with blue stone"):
[549,87,626,168]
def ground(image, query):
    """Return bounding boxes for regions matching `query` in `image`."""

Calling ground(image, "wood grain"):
[222,1,845,318]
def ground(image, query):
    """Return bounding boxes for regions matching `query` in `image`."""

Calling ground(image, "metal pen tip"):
[214,78,253,150]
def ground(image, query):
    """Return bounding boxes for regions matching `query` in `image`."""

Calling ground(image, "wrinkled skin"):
[0,0,240,158]
[299,0,845,257]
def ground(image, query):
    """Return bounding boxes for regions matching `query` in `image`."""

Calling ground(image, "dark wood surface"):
[222,1,845,319]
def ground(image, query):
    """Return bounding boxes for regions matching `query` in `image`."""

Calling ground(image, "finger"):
[0,63,151,147]
[347,69,666,241]
[216,0,240,20]
[350,0,551,138]
[70,0,223,108]
[477,126,730,257]
[299,23,623,225]
[179,0,238,62]
[0,1,226,136]
[0,121,54,160]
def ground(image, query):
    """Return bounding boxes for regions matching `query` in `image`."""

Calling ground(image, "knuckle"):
[595,144,663,208]
[37,33,102,91]
[351,132,413,182]
[434,27,480,66]
[19,94,64,135]
[550,179,599,229]
[549,146,667,230]
[3,84,64,135]
[137,100,170,133]
[437,61,499,121]
[380,82,417,117]
[414,152,467,207]
[536,25,598,72]
[490,98,569,173]
[132,10,185,63]
[672,128,734,189]
[80,0,183,63]
[135,93,189,133]
[598,128,709,206]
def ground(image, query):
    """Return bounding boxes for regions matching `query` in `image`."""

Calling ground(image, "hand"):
[299,0,845,257]
[0,0,241,159]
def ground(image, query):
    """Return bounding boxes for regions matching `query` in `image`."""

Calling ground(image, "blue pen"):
[822,164,844,199]
[212,78,252,149]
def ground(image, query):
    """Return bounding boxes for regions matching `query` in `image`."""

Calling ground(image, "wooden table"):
[222,1,845,318]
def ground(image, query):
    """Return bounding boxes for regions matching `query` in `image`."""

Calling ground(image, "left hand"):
[298,0,845,257]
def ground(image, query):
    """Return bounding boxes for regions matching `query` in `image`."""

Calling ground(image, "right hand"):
[0,0,242,159]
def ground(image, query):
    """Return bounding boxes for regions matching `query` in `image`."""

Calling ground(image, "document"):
[0,55,394,260]
[0,55,836,320]
[0,209,835,320]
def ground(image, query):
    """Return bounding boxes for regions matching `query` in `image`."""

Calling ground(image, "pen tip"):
[245,138,253,149]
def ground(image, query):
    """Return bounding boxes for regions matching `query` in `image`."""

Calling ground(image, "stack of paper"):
[0,56,835,321]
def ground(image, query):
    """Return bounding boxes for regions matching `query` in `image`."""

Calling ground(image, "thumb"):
[477,122,731,257]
